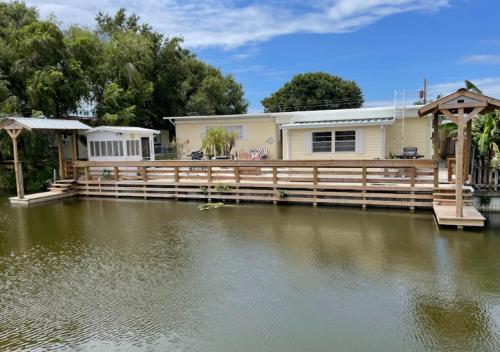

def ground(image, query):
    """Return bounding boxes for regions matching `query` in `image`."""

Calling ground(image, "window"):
[126,140,140,156]
[225,126,244,139]
[95,141,100,157]
[106,141,112,156]
[119,141,124,156]
[312,132,332,152]
[113,141,119,156]
[100,141,106,156]
[335,131,356,152]
[90,141,95,157]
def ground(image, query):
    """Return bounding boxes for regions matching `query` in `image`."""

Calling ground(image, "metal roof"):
[84,126,160,135]
[169,105,424,123]
[0,117,91,131]
[281,117,395,129]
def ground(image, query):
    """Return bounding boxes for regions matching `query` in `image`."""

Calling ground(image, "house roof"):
[0,117,91,131]
[281,117,394,129]
[84,126,160,135]
[168,105,424,125]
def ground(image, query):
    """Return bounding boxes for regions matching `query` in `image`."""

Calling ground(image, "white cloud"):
[428,77,500,98]
[460,55,500,65]
[26,0,450,48]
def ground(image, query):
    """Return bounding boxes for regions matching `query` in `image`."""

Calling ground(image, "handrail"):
[74,159,436,168]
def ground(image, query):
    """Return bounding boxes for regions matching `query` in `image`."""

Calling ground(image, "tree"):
[261,72,363,112]
[201,127,239,159]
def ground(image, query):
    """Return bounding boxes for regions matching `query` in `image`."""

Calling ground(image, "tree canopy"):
[0,2,248,129]
[0,1,248,191]
[261,72,363,112]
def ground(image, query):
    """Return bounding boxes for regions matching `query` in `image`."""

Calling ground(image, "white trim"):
[304,132,312,154]
[380,126,386,159]
[282,119,394,130]
[355,128,364,153]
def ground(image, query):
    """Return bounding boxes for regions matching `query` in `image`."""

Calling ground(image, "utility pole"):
[423,78,427,104]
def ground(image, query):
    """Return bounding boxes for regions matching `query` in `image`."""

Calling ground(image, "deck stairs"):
[49,179,77,193]
[433,186,473,206]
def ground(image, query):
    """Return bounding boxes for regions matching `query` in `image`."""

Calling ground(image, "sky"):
[25,0,500,112]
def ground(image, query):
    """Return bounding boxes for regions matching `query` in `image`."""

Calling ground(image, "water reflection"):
[0,196,499,351]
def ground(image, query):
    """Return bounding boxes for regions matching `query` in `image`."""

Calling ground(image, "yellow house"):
[170,105,432,160]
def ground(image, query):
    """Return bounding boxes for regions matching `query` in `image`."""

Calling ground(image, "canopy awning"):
[0,117,91,131]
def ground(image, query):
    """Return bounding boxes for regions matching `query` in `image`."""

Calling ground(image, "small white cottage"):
[84,126,159,161]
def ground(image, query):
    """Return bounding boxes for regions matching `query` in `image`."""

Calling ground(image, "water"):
[0,194,499,352]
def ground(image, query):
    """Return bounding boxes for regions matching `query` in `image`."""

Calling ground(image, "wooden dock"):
[433,203,486,228]
[8,159,487,229]
[9,190,77,205]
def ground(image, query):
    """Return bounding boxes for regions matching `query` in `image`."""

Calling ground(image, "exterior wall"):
[86,131,155,162]
[175,118,279,159]
[287,126,383,160]
[63,136,88,160]
[385,117,432,158]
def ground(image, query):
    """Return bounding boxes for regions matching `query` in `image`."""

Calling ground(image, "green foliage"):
[464,80,483,94]
[0,3,248,191]
[199,185,208,195]
[201,127,238,159]
[214,183,231,192]
[261,72,363,112]
[276,189,288,199]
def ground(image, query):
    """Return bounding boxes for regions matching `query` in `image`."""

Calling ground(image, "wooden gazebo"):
[0,117,91,200]
[418,89,500,222]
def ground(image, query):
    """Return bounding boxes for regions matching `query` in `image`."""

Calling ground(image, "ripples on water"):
[0,196,499,351]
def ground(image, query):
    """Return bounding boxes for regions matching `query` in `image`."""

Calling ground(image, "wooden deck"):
[9,190,77,205]
[7,159,487,229]
[433,203,486,228]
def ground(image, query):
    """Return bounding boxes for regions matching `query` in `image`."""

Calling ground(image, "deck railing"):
[72,159,438,209]
[473,160,500,191]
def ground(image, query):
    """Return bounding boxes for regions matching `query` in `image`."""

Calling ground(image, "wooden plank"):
[433,204,485,227]
[455,108,465,217]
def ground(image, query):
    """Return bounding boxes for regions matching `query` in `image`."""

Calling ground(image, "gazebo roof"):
[418,89,500,117]
[0,117,91,131]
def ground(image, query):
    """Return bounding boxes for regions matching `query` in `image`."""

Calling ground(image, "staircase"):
[433,186,473,206]
[49,179,77,193]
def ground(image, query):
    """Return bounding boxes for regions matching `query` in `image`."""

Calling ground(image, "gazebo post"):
[6,129,24,199]
[464,120,472,181]
[56,131,65,180]
[432,112,440,188]
[455,108,465,218]
[71,130,78,179]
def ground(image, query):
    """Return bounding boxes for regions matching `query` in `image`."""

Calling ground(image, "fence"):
[72,159,438,209]
[473,159,500,191]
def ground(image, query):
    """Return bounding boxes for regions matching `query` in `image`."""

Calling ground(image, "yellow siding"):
[288,126,383,160]
[176,118,279,159]
[385,117,431,158]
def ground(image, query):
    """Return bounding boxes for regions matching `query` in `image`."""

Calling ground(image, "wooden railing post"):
[434,160,440,189]
[272,166,278,204]
[361,166,367,209]
[207,166,212,202]
[84,166,89,181]
[234,165,240,204]
[312,166,318,206]
[114,166,119,181]
[410,166,416,211]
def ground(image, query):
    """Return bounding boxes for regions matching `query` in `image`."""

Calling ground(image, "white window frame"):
[312,131,333,153]
[334,130,356,153]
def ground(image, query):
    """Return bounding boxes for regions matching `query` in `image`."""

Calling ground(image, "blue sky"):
[28,0,500,112]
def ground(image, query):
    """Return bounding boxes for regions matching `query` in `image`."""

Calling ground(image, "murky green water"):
[0,194,499,351]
